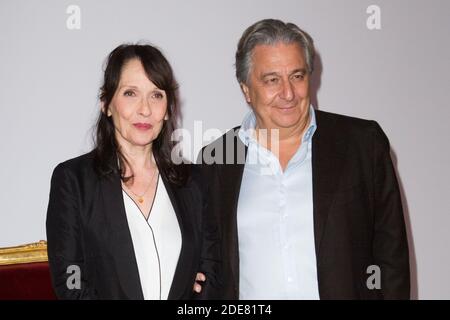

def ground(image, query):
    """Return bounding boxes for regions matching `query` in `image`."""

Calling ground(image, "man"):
[198,19,410,299]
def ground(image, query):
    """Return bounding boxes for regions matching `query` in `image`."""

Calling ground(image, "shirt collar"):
[238,105,317,147]
[303,105,317,143]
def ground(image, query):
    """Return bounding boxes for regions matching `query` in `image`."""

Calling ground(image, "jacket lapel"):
[161,171,191,300]
[219,131,247,293]
[312,111,347,260]
[100,172,144,299]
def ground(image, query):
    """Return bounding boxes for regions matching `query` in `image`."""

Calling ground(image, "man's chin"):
[272,114,303,129]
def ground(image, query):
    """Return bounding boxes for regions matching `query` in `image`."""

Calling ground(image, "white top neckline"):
[122,175,182,300]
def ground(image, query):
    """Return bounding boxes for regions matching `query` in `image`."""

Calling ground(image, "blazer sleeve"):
[46,163,96,299]
[193,156,223,299]
[371,121,410,299]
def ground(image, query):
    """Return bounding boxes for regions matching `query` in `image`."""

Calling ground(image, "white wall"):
[1,0,449,299]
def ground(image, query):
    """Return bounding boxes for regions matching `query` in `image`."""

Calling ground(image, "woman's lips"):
[133,123,153,130]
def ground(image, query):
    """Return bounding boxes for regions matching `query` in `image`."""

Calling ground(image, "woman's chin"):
[126,137,154,148]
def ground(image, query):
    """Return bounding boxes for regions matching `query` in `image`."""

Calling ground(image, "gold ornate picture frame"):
[0,240,48,265]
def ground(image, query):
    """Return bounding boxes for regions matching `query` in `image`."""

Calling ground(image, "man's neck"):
[254,114,311,171]
[255,114,310,151]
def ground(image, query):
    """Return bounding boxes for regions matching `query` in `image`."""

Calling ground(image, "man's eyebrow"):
[260,68,307,78]
[261,72,279,78]
[290,68,307,75]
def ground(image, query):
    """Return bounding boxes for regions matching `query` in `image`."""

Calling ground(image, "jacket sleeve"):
[371,121,410,299]
[46,163,97,299]
[193,153,223,300]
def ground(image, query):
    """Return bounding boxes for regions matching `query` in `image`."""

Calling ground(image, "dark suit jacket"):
[198,110,410,299]
[46,151,203,299]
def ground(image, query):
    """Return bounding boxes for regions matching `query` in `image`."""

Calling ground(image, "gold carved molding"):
[0,240,48,265]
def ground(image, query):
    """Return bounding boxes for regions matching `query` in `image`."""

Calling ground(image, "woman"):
[46,44,205,299]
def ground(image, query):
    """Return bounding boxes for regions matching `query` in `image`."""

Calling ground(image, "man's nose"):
[279,79,294,101]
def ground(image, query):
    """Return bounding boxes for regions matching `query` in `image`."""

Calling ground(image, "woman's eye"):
[123,90,135,97]
[153,92,164,99]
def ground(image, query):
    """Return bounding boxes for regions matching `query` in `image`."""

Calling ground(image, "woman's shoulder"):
[52,150,96,178]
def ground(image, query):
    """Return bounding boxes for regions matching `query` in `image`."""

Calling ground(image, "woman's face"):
[106,58,168,150]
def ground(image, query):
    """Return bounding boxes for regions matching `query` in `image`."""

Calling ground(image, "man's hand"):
[193,272,206,293]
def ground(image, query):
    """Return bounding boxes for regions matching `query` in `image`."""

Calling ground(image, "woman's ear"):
[164,112,169,120]
[101,102,112,117]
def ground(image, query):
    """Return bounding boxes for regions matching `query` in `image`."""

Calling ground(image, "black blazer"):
[46,151,203,299]
[198,110,410,300]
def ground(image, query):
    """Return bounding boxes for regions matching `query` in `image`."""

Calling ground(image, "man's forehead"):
[251,43,306,72]
[252,42,304,54]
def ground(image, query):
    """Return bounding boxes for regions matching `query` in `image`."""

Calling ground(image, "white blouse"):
[122,175,182,300]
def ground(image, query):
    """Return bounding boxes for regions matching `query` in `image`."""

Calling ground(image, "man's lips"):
[274,105,296,112]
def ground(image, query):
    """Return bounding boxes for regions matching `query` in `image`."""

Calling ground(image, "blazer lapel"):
[160,171,192,300]
[100,172,144,299]
[312,111,347,259]
[220,132,247,293]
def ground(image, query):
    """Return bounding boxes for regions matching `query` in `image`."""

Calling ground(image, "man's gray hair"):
[235,19,315,85]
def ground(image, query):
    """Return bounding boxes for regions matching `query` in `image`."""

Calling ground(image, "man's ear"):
[241,83,251,104]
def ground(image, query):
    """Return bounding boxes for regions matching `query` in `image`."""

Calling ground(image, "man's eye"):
[292,73,305,80]
[123,90,135,97]
[265,77,279,84]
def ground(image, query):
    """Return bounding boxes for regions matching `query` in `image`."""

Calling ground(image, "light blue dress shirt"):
[237,105,320,300]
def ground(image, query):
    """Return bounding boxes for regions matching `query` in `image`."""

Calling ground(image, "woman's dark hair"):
[94,43,186,186]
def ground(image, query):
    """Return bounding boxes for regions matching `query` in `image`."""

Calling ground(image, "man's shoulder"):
[197,126,246,164]
[316,109,388,148]
[316,109,375,129]
[210,126,241,145]
[315,109,383,137]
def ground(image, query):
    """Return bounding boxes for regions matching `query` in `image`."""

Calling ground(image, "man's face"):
[241,42,310,132]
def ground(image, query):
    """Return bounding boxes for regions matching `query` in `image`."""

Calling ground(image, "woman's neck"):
[119,142,156,175]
